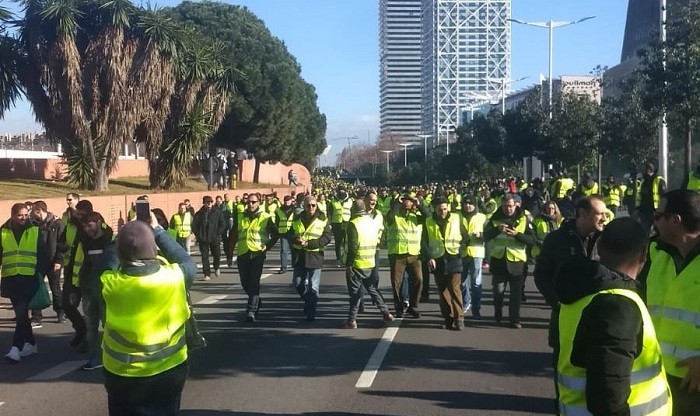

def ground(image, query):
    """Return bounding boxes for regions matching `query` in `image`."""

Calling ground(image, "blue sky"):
[0,0,629,164]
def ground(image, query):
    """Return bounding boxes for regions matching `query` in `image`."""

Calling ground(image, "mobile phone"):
[135,200,150,222]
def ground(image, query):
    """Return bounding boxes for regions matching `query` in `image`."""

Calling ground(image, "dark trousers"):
[61,279,86,337]
[32,267,63,318]
[492,270,525,324]
[421,259,431,299]
[237,252,266,313]
[11,297,36,348]
[434,265,462,322]
[331,223,346,261]
[388,254,423,313]
[347,267,388,320]
[199,240,221,277]
[105,361,188,416]
[668,374,700,416]
[222,230,233,262]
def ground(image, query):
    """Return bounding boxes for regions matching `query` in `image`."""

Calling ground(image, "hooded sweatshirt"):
[556,256,643,416]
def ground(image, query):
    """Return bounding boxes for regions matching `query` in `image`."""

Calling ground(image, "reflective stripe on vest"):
[275,208,294,234]
[236,212,272,255]
[425,214,462,259]
[171,212,192,239]
[346,215,379,269]
[558,288,671,416]
[291,217,327,252]
[1,227,39,277]
[331,199,352,223]
[387,213,422,256]
[646,241,700,379]
[636,176,663,209]
[489,215,528,262]
[461,212,486,258]
[101,262,189,377]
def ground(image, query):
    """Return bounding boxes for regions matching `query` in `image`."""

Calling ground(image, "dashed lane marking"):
[196,295,229,305]
[27,361,85,381]
[355,320,402,389]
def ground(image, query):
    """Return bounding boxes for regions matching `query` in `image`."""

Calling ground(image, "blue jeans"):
[461,257,483,315]
[81,285,105,364]
[347,268,389,320]
[293,267,322,318]
[279,238,291,271]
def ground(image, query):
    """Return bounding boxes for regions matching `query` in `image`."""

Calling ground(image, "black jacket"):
[76,224,114,289]
[556,256,643,416]
[192,206,226,244]
[533,219,600,347]
[35,213,67,268]
[288,210,332,269]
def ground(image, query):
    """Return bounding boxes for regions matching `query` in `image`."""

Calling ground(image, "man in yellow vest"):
[460,196,487,319]
[637,162,666,233]
[483,194,535,328]
[170,203,193,255]
[275,195,296,275]
[424,196,468,330]
[1,203,45,362]
[343,199,394,329]
[100,217,195,415]
[233,192,278,323]
[641,189,700,415]
[681,159,700,191]
[329,190,353,267]
[386,193,430,318]
[601,174,623,215]
[577,172,599,197]
[556,217,671,416]
[289,195,332,321]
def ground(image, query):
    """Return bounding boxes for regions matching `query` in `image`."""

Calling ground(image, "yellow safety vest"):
[558,288,671,416]
[275,208,294,234]
[580,182,599,196]
[685,172,700,191]
[387,212,422,256]
[636,176,664,209]
[489,214,528,262]
[603,185,622,207]
[236,202,245,213]
[316,200,327,214]
[331,199,352,224]
[447,194,462,212]
[556,178,575,199]
[63,223,78,267]
[377,195,392,216]
[170,212,192,239]
[291,217,328,252]
[1,227,39,277]
[482,198,498,219]
[531,216,556,258]
[72,242,84,286]
[646,242,700,379]
[461,212,486,258]
[236,212,273,255]
[345,215,380,269]
[101,262,189,377]
[425,214,462,259]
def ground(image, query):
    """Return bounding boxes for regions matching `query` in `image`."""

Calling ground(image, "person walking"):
[275,195,296,274]
[460,196,487,319]
[556,218,671,416]
[170,203,193,254]
[2,203,46,362]
[343,199,394,329]
[636,161,666,233]
[641,189,700,415]
[232,192,278,322]
[329,190,353,267]
[424,197,467,330]
[289,194,332,321]
[192,196,226,281]
[483,194,535,328]
[100,218,196,416]
[30,200,67,326]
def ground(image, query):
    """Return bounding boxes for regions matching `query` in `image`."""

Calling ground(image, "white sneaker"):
[4,346,20,362]
[201,275,211,281]
[19,342,37,357]
[214,269,221,278]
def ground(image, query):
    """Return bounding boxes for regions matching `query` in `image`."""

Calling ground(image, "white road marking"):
[0,401,5,406]
[355,320,402,388]
[261,273,272,280]
[196,295,228,305]
[27,361,85,381]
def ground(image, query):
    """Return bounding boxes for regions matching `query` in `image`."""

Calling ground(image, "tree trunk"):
[94,165,109,192]
[148,159,159,189]
[686,117,693,176]
[253,158,261,184]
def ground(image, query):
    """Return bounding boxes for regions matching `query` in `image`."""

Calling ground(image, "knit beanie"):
[117,221,157,262]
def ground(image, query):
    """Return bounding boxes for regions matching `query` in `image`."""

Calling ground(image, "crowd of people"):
[1,160,699,415]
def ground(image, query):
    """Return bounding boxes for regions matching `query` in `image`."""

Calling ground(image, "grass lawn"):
[0,177,277,200]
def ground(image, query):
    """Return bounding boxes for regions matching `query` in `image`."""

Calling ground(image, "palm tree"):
[0,2,23,119]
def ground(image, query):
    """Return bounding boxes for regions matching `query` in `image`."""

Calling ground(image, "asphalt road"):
[0,245,556,416]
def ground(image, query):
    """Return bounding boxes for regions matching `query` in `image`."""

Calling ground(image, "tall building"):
[379,0,423,143]
[421,0,511,147]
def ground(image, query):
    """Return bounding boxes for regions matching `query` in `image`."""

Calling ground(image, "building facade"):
[421,0,511,148]
[379,0,424,143]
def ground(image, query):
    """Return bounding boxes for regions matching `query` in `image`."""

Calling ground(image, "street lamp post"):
[659,0,668,180]
[486,76,529,115]
[415,134,432,162]
[398,143,412,167]
[509,16,595,119]
[380,150,393,175]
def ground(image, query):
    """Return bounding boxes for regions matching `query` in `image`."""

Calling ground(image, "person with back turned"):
[100,216,196,416]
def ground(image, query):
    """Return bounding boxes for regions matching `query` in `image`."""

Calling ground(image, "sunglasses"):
[306,204,317,207]
[248,200,259,204]
[66,199,74,202]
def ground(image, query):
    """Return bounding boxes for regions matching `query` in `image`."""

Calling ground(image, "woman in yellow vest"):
[1,203,45,362]
[556,218,671,416]
[100,218,196,415]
